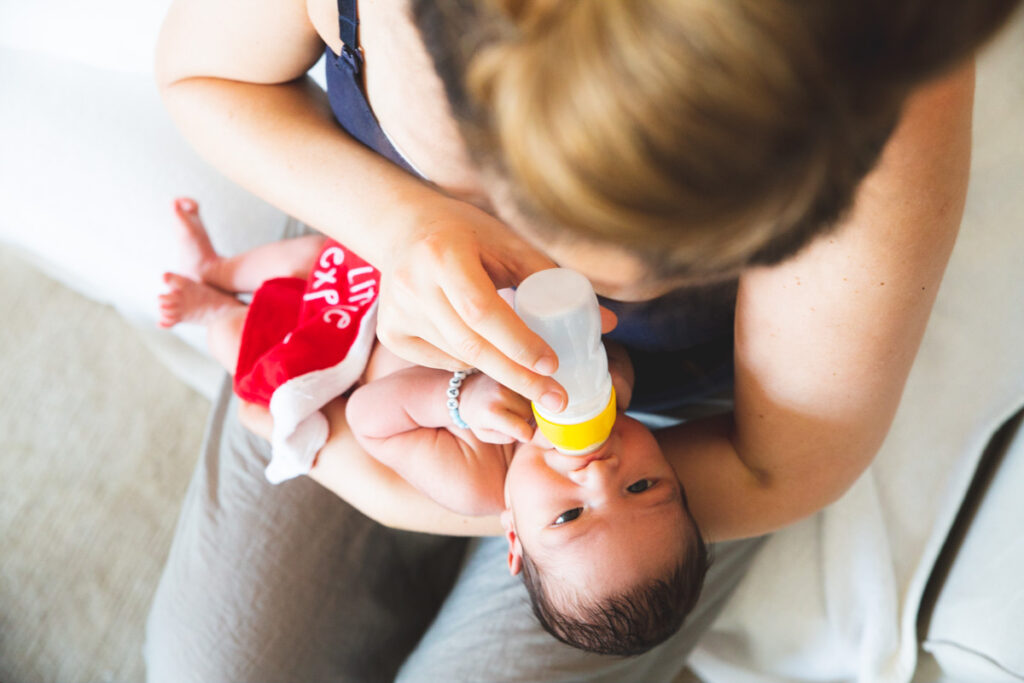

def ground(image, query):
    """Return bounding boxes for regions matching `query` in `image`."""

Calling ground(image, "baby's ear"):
[500,509,523,576]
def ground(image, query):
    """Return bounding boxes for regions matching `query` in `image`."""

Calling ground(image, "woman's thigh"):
[144,379,466,683]
[398,535,765,683]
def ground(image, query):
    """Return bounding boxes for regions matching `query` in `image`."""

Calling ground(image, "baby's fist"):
[458,374,534,444]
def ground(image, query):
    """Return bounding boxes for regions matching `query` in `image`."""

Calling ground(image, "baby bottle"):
[514,268,616,455]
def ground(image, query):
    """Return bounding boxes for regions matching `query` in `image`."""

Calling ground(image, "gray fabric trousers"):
[145,379,764,683]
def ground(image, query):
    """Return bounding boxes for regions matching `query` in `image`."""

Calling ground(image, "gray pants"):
[145,380,763,682]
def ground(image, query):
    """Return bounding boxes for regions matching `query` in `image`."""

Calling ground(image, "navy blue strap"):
[337,0,359,50]
[325,0,418,176]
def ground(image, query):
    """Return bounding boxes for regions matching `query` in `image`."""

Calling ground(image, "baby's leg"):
[173,197,327,293]
[158,272,247,371]
[206,306,248,373]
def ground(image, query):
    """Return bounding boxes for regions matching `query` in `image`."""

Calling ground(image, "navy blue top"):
[324,0,417,175]
[324,0,735,413]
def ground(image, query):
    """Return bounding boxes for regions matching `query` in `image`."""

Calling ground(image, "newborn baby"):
[347,348,709,656]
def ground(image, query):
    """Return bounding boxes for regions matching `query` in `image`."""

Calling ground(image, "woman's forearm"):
[158,75,436,268]
[657,415,849,541]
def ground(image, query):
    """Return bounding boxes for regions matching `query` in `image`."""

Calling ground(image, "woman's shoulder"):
[157,0,324,86]
[729,62,976,489]
[306,0,342,54]
[741,62,976,303]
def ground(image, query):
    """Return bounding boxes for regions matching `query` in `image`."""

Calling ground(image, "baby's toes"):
[162,271,185,288]
[158,291,179,309]
[173,197,199,218]
[173,198,206,230]
[157,293,183,327]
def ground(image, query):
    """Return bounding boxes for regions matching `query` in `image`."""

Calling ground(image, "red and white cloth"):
[234,239,379,484]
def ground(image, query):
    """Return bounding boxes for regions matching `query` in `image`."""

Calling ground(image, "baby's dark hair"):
[519,492,710,656]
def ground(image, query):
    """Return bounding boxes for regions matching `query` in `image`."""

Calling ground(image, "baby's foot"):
[158,272,243,328]
[173,197,221,282]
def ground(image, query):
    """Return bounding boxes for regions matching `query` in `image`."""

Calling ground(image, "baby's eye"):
[553,508,583,525]
[627,479,653,493]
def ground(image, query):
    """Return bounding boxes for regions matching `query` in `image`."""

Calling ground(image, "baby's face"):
[502,415,689,599]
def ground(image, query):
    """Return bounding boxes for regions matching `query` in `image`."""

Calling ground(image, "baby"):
[346,363,709,655]
[158,198,709,656]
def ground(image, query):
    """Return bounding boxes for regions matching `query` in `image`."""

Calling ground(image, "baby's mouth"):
[542,438,615,474]
[571,444,613,470]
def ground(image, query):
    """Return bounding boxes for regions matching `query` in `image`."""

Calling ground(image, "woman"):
[145,1,1020,681]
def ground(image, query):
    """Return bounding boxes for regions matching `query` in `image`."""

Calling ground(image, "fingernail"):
[534,356,557,375]
[540,391,564,412]
[176,198,196,212]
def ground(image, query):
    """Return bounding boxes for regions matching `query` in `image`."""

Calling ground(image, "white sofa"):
[0,0,326,398]
[1,2,1021,681]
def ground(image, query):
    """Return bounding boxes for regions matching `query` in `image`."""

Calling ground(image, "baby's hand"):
[458,374,534,444]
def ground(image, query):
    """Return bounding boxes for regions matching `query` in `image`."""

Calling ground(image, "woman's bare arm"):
[155,0,432,267]
[155,0,564,402]
[662,63,975,541]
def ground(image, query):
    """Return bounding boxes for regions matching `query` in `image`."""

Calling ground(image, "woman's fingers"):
[426,289,566,411]
[438,253,560,377]
[609,372,633,412]
[375,328,469,372]
[600,306,618,334]
[605,341,634,410]
[380,265,566,408]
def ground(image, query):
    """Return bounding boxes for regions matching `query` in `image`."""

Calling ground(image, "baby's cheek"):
[623,419,667,460]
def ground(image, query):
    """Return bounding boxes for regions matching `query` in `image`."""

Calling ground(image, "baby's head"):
[501,415,709,655]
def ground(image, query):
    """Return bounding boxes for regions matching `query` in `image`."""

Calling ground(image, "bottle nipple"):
[515,268,616,455]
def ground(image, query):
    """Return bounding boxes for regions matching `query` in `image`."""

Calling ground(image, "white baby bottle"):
[514,268,616,454]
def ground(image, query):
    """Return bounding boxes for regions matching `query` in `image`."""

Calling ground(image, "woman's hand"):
[604,341,635,411]
[375,193,570,410]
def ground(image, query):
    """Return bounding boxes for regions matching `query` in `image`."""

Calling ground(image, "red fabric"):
[233,240,380,406]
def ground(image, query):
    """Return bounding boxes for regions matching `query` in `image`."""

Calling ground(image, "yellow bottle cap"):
[532,387,617,455]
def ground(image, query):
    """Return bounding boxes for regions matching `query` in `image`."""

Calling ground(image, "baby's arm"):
[346,368,531,516]
[240,397,502,536]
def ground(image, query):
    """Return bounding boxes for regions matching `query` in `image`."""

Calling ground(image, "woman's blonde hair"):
[413,0,1020,278]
